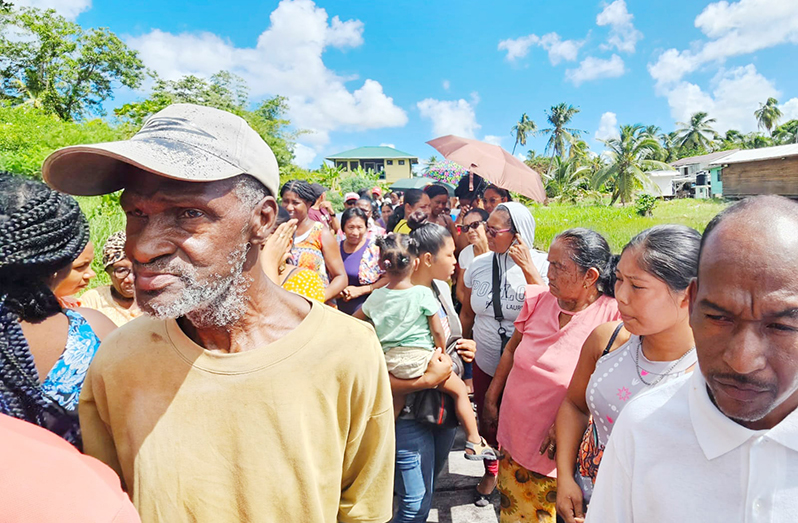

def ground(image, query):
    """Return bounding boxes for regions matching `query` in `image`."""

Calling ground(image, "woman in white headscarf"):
[460,201,549,504]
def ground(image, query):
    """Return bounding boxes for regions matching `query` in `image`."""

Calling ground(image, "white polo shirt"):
[586,370,798,523]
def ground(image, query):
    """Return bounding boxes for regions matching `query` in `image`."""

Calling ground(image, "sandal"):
[464,438,498,461]
[474,487,492,507]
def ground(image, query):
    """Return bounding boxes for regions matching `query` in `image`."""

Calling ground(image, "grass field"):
[530,198,728,252]
[74,195,728,289]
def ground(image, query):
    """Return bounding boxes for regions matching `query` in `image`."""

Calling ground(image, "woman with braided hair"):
[0,173,115,447]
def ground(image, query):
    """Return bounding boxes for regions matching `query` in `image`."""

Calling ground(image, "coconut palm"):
[423,155,439,174]
[676,112,717,152]
[755,97,782,136]
[593,124,670,205]
[510,113,537,155]
[773,120,798,144]
[545,156,591,201]
[541,103,582,160]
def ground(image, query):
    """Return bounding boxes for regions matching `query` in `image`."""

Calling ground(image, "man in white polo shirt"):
[586,195,798,522]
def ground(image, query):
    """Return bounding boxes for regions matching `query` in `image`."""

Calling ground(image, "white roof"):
[648,169,678,177]
[708,144,798,166]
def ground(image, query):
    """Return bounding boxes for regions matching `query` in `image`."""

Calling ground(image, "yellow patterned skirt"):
[497,450,558,522]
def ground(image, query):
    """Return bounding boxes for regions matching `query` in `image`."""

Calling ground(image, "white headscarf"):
[496,202,536,247]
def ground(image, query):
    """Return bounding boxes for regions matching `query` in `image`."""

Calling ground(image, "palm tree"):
[511,113,537,155]
[568,139,592,166]
[676,112,717,152]
[423,155,439,174]
[524,149,550,174]
[773,120,798,144]
[545,156,591,201]
[755,97,782,136]
[541,103,582,160]
[593,124,670,205]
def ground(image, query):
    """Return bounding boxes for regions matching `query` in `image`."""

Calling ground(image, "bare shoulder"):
[75,307,117,341]
[585,321,630,359]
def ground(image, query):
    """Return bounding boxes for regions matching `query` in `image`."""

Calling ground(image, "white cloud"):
[379,143,396,148]
[664,65,780,133]
[483,135,504,146]
[442,79,450,91]
[498,32,583,65]
[566,54,625,86]
[417,95,481,138]
[597,0,643,53]
[126,0,407,145]
[649,0,798,88]
[782,98,798,121]
[13,0,91,20]
[595,112,620,141]
[292,143,318,169]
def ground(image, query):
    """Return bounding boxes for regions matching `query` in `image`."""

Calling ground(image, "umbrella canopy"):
[390,177,455,196]
[426,135,546,202]
[422,160,469,185]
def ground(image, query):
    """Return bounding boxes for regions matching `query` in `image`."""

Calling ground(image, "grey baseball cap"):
[42,103,280,197]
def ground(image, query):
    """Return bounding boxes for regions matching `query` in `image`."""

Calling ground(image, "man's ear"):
[249,197,278,248]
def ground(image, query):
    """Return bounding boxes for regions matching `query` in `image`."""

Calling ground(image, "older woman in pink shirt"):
[483,228,621,522]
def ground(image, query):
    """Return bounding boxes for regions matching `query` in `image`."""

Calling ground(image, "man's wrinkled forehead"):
[122,169,237,201]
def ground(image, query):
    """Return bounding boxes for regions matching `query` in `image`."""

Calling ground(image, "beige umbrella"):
[426,135,546,202]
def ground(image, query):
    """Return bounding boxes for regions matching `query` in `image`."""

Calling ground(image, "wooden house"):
[708,144,798,198]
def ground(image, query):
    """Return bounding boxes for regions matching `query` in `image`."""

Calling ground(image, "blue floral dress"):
[0,309,101,447]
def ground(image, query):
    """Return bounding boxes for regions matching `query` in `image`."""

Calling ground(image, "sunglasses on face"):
[458,221,484,232]
[485,226,512,237]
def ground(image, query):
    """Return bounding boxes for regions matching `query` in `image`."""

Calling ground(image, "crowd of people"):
[1,102,797,523]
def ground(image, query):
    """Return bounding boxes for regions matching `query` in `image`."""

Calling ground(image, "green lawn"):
[530,198,728,252]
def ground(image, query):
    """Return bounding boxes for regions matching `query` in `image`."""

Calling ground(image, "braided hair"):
[0,173,89,429]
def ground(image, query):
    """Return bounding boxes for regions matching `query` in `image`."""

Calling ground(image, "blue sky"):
[20,0,798,168]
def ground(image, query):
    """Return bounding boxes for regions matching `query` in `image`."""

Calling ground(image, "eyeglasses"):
[111,267,132,279]
[485,226,512,237]
[458,221,484,232]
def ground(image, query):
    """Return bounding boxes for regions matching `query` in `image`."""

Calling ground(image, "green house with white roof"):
[325,146,418,183]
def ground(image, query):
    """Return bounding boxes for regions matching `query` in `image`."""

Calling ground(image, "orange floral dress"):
[291,221,329,287]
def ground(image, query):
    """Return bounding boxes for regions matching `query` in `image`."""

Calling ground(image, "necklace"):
[633,337,695,387]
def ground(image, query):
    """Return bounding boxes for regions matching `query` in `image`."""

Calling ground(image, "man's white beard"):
[143,243,252,328]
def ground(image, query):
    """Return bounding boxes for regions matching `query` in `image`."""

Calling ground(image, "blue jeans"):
[392,418,458,523]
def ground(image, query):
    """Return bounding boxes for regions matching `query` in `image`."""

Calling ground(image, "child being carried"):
[356,233,496,461]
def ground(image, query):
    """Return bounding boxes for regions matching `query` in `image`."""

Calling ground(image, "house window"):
[350,161,358,171]
[379,171,386,180]
[336,161,346,170]
[717,168,722,182]
[386,160,393,165]
[398,160,406,165]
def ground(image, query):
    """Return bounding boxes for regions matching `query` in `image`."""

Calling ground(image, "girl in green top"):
[356,233,496,461]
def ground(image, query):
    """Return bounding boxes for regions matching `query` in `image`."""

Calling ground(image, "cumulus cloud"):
[781,98,798,121]
[648,0,798,88]
[566,54,625,85]
[417,94,481,138]
[483,135,504,146]
[13,0,91,19]
[125,0,407,146]
[596,0,643,53]
[595,112,620,141]
[664,65,780,133]
[498,32,584,65]
[292,143,318,169]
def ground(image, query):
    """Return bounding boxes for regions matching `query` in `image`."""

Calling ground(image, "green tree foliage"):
[524,150,551,174]
[511,113,536,155]
[0,7,145,120]
[675,111,717,153]
[541,103,582,160]
[773,120,798,144]
[755,97,782,136]
[115,71,296,168]
[544,156,591,202]
[593,124,670,205]
[0,103,126,176]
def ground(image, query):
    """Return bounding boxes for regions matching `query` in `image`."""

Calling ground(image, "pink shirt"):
[497,285,621,476]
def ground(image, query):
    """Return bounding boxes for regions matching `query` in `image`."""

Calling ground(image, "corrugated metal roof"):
[671,149,738,167]
[325,146,418,160]
[708,144,798,165]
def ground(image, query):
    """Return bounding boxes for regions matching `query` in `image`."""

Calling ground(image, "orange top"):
[0,414,140,523]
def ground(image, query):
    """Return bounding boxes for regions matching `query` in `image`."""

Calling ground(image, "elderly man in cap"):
[43,104,394,523]
[586,195,798,523]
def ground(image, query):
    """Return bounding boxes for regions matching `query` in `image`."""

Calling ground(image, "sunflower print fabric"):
[497,450,557,522]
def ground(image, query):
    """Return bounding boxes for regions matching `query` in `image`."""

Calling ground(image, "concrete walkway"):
[425,428,501,523]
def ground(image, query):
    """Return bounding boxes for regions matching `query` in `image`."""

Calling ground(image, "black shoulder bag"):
[413,282,465,427]
[492,254,512,354]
